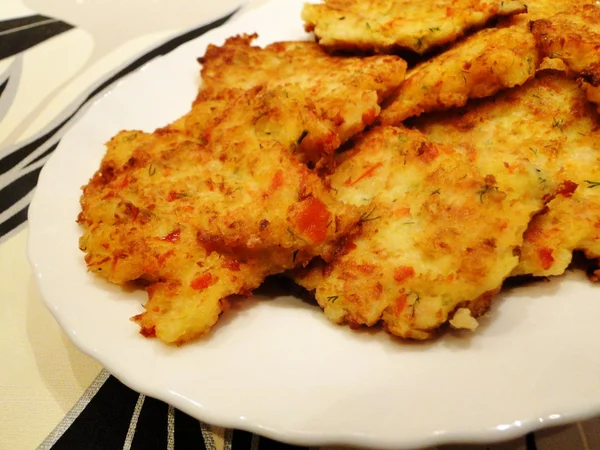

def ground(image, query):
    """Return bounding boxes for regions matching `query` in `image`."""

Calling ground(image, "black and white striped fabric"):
[38,369,540,450]
[39,371,303,450]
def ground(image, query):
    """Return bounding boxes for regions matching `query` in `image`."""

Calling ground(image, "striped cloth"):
[38,370,600,450]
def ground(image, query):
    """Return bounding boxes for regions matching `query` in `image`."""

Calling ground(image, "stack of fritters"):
[194,34,407,170]
[379,24,539,124]
[293,126,552,338]
[416,72,600,278]
[78,38,405,345]
[78,0,600,345]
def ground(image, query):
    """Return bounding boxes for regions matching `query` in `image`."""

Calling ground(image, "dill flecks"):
[584,180,600,188]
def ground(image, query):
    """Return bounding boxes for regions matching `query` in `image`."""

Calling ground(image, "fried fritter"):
[513,78,600,277]
[167,93,230,136]
[531,4,600,86]
[500,0,596,72]
[78,129,267,344]
[196,34,406,168]
[185,87,362,260]
[301,0,527,54]
[78,86,361,344]
[516,186,600,277]
[503,0,595,26]
[293,126,550,339]
[380,25,538,124]
[416,71,600,277]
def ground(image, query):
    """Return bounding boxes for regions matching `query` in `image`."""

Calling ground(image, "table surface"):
[1,0,599,449]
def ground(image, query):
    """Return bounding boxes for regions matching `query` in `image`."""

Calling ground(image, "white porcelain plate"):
[27,0,600,448]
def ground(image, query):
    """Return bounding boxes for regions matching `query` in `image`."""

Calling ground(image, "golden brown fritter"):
[531,4,600,86]
[301,0,527,54]
[183,87,362,261]
[416,71,600,277]
[78,129,269,344]
[177,87,344,175]
[78,86,361,344]
[166,93,231,136]
[293,126,550,339]
[503,0,595,26]
[380,25,538,124]
[196,34,406,169]
[516,186,600,277]
[500,0,596,72]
